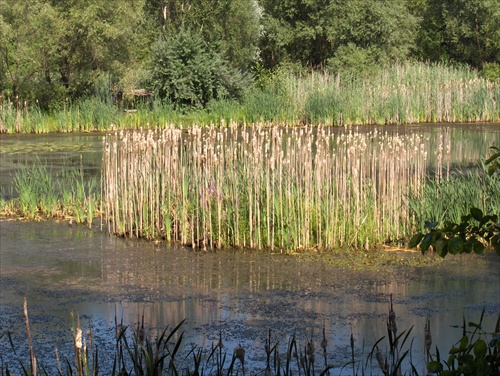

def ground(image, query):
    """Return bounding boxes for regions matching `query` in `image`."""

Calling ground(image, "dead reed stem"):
[102,123,429,250]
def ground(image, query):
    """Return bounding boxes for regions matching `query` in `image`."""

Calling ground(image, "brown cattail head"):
[376,347,387,373]
[235,345,245,365]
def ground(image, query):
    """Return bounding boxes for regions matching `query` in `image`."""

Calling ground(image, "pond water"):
[1,123,500,374]
[1,220,499,374]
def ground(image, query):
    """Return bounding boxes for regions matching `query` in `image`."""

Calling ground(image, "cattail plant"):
[102,122,435,250]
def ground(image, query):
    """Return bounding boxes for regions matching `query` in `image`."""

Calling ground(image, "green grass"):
[1,159,100,226]
[1,62,498,134]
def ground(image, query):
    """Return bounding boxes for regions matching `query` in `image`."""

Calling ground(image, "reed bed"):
[292,62,499,125]
[1,159,100,226]
[102,122,431,249]
[1,62,498,134]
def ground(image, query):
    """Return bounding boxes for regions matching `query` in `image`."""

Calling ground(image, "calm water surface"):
[1,123,500,374]
[1,220,499,374]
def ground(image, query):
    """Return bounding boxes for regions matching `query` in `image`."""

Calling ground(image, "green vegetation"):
[410,146,500,257]
[426,311,500,376]
[101,124,499,251]
[102,124,426,249]
[1,0,499,133]
[149,28,250,109]
[0,159,100,227]
[3,298,499,375]
[1,62,498,133]
[2,131,498,256]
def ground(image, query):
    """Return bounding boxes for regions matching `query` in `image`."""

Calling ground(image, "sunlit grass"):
[1,62,498,134]
[1,159,100,226]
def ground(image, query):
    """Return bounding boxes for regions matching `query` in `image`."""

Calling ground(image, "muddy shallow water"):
[1,123,500,374]
[1,219,499,374]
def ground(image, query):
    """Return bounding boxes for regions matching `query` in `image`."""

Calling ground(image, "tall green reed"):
[408,170,500,232]
[1,62,498,134]
[3,158,100,224]
[102,123,430,249]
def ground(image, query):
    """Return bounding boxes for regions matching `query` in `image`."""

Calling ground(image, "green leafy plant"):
[148,28,249,109]
[409,207,500,256]
[426,310,500,376]
[410,146,500,256]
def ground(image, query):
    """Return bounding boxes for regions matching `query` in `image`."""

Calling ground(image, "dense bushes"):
[148,29,250,109]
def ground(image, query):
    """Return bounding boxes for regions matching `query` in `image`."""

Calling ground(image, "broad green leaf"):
[488,164,498,176]
[434,239,445,256]
[484,150,500,165]
[426,361,443,373]
[472,240,485,254]
[448,237,464,255]
[473,339,487,357]
[420,232,433,252]
[424,221,439,229]
[470,207,483,222]
[436,247,448,258]
[459,335,469,349]
[409,233,424,248]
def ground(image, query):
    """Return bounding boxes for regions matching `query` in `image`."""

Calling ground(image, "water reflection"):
[1,219,498,373]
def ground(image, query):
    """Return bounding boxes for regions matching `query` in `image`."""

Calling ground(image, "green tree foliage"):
[0,0,62,104]
[145,0,261,70]
[148,29,249,108]
[0,0,146,108]
[259,0,418,71]
[1,0,499,110]
[50,0,146,99]
[414,0,500,69]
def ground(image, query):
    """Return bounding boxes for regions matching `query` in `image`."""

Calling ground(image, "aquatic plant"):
[1,158,100,224]
[426,310,500,375]
[409,146,500,257]
[4,299,497,375]
[1,62,498,134]
[102,123,432,249]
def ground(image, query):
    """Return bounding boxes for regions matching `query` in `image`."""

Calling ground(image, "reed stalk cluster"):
[1,62,498,134]
[102,122,430,249]
[299,62,499,125]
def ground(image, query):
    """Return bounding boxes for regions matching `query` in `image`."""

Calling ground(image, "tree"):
[0,0,62,106]
[0,0,146,108]
[51,0,146,99]
[145,0,261,71]
[413,0,500,69]
[258,0,418,71]
[148,29,249,108]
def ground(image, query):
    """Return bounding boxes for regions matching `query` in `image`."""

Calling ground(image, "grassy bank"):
[1,62,498,134]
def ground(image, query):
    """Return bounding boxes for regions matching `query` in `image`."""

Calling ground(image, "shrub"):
[148,29,250,109]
